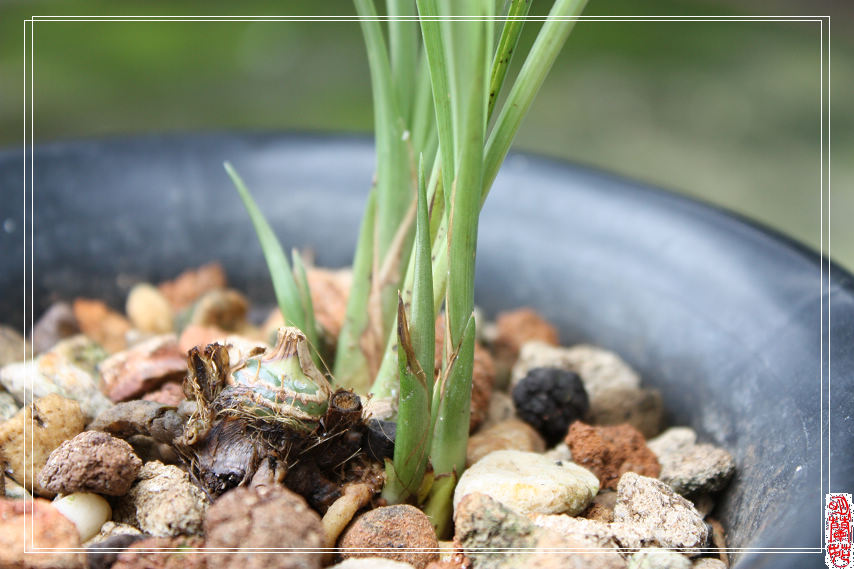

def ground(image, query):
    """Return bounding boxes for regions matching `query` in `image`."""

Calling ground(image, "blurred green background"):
[3,0,852,269]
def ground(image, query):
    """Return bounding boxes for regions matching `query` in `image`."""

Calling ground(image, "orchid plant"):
[227,0,586,535]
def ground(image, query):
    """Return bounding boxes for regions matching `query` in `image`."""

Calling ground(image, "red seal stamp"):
[826,493,853,568]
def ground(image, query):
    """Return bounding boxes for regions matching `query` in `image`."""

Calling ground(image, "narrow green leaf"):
[224,162,306,333]
[416,0,456,213]
[410,155,435,398]
[488,0,532,119]
[333,189,377,393]
[428,313,476,536]
[423,473,456,538]
[483,0,588,202]
[355,0,414,344]
[445,5,488,347]
[370,155,444,399]
[382,294,432,504]
[387,0,418,127]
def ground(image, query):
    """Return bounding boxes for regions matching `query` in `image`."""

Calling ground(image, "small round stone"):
[512,367,589,446]
[204,485,324,569]
[52,492,112,541]
[113,461,208,537]
[0,393,86,497]
[339,505,439,569]
[126,283,175,334]
[466,418,545,467]
[628,547,692,569]
[566,421,660,490]
[39,430,142,496]
[454,450,599,517]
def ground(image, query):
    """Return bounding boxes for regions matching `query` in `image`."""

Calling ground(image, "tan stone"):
[466,419,545,467]
[72,299,131,353]
[126,283,175,334]
[0,497,84,569]
[0,394,85,496]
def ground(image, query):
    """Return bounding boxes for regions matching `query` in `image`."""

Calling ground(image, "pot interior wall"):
[2,134,851,568]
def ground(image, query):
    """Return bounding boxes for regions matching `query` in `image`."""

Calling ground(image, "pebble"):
[511,342,663,438]
[158,261,227,310]
[0,390,19,420]
[85,533,147,569]
[126,283,175,334]
[99,334,187,402]
[529,514,619,549]
[492,308,559,385]
[83,520,143,547]
[454,493,626,569]
[480,390,515,428]
[627,548,692,569]
[39,431,142,496]
[0,394,86,496]
[111,536,207,569]
[0,325,30,365]
[612,472,709,555]
[73,298,132,353]
[181,289,249,332]
[512,367,589,446]
[113,461,207,537]
[0,497,84,569]
[339,504,438,569]
[692,559,727,569]
[648,428,735,496]
[204,485,325,569]
[52,492,112,541]
[4,475,31,499]
[179,324,228,353]
[30,302,80,355]
[329,560,416,569]
[466,419,545,467]
[583,489,617,522]
[454,450,599,517]
[48,334,109,376]
[0,345,113,420]
[142,381,186,406]
[566,422,660,490]
[543,442,573,462]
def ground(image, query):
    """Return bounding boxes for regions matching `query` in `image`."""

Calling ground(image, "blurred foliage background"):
[3,0,852,269]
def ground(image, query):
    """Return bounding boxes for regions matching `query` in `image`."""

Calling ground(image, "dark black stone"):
[512,367,589,446]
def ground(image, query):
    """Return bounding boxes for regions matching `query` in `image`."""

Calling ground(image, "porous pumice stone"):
[205,485,325,569]
[647,427,735,496]
[113,461,207,537]
[612,472,709,555]
[627,547,692,569]
[0,497,84,568]
[454,449,599,517]
[338,504,439,569]
[39,430,142,496]
[111,536,206,569]
[0,393,86,496]
[329,557,417,568]
[52,492,112,542]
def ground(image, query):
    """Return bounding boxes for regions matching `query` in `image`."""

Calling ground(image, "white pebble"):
[454,449,599,517]
[52,492,112,541]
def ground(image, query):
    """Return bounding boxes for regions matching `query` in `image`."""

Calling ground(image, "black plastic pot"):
[2,133,852,567]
